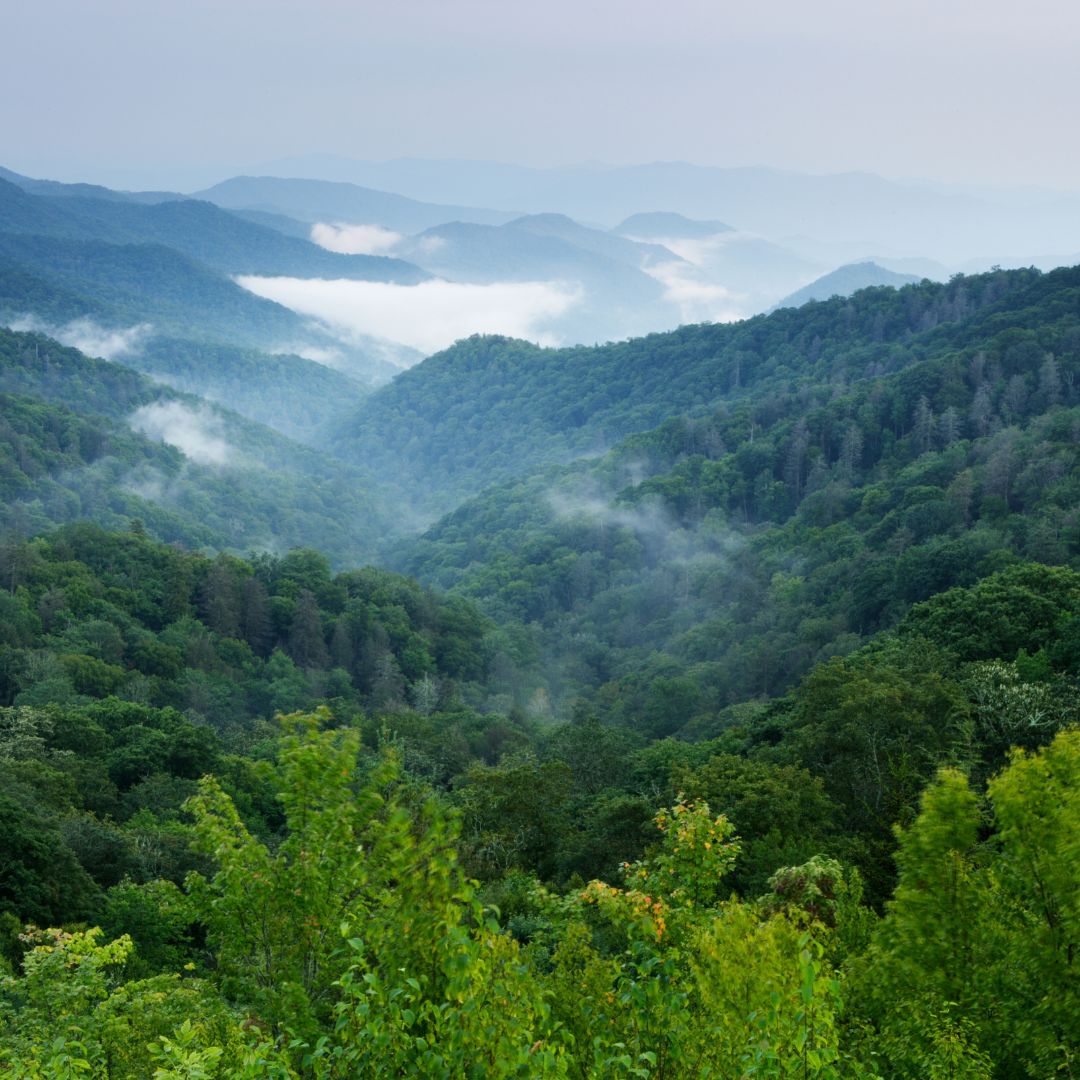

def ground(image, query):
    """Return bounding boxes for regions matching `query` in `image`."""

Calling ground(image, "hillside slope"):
[393,263,1080,711]
[0,233,319,348]
[0,176,427,283]
[331,268,1042,515]
[0,327,394,564]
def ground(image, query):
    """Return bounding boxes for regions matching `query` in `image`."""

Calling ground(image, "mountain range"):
[194,174,517,233]
[250,155,1080,263]
[4,253,1079,722]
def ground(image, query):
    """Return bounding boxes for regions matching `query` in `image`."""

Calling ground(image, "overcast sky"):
[4,0,1080,191]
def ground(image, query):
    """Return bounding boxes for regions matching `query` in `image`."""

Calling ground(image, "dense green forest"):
[0,328,392,564]
[124,338,370,445]
[2,522,1079,1076]
[2,257,1080,1076]
[394,264,1080,711]
[333,267,1042,513]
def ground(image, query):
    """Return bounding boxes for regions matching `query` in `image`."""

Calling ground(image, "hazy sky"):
[5,0,1080,190]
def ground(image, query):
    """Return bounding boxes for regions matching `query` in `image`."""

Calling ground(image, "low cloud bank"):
[630,231,751,319]
[309,222,445,259]
[621,231,757,321]
[631,230,819,320]
[310,222,404,256]
[237,276,581,355]
[546,483,745,578]
[8,315,153,360]
[269,341,347,366]
[645,262,746,324]
[130,402,233,466]
[547,488,676,545]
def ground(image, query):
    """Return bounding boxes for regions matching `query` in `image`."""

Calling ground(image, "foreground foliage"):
[2,709,1077,1078]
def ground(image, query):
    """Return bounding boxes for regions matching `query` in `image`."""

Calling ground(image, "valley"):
[1,151,1079,1078]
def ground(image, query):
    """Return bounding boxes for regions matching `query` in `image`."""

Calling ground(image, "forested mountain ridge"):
[394,262,1080,709]
[0,174,410,394]
[0,233,317,349]
[331,265,1044,514]
[118,338,371,445]
[0,176,428,284]
[0,228,408,389]
[0,327,393,563]
[0,257,397,429]
[0,165,181,204]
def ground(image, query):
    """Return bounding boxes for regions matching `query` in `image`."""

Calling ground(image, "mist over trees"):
[2,156,1080,1076]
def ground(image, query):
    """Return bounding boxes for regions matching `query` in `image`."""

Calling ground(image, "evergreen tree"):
[240,575,273,656]
[1037,353,1062,409]
[912,395,936,454]
[198,558,240,639]
[287,589,330,670]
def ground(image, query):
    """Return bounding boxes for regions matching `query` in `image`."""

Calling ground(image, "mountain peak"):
[613,211,734,239]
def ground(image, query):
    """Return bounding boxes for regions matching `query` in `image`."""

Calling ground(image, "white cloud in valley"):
[620,230,738,270]
[643,262,746,323]
[546,485,745,569]
[269,341,346,366]
[547,488,676,545]
[236,275,582,354]
[8,315,153,360]
[129,402,234,466]
[630,230,820,319]
[641,234,733,268]
[309,221,444,261]
[310,222,405,256]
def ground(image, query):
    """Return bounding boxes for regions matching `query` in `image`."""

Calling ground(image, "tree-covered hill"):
[0,257,398,412]
[0,175,408,390]
[331,266,1046,515]
[393,263,1080,711]
[121,338,371,445]
[0,234,400,385]
[3,258,1080,1076]
[0,328,394,563]
[0,176,428,284]
[0,261,132,327]
[0,233,316,349]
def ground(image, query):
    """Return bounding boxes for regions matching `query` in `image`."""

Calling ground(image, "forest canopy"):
[2,258,1080,1076]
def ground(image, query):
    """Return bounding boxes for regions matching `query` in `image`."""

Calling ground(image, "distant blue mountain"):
[195,175,517,233]
[0,173,427,283]
[774,262,922,310]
